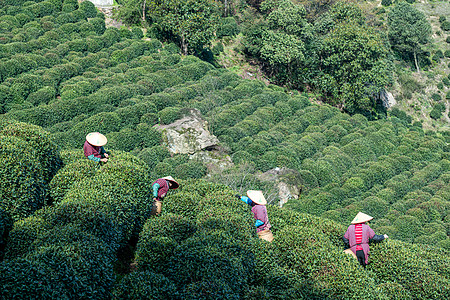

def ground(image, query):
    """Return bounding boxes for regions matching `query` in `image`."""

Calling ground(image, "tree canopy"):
[387,1,432,72]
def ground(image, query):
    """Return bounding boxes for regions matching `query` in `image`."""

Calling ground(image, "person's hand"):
[153,197,157,201]
[384,234,389,239]
[101,158,108,163]
[104,153,109,158]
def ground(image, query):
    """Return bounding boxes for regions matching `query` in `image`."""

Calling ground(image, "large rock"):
[258,167,303,207]
[87,0,113,7]
[155,109,219,155]
[379,90,396,108]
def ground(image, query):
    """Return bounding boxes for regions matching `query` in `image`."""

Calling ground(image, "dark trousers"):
[356,250,366,268]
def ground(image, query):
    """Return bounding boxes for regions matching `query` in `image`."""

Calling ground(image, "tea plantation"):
[0,0,449,298]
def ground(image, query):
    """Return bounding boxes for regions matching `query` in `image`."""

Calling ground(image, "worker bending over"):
[151,176,179,216]
[236,190,273,242]
[84,132,109,163]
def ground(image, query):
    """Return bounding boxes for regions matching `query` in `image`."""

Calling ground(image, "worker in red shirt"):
[83,132,109,163]
[343,212,388,268]
[151,176,179,216]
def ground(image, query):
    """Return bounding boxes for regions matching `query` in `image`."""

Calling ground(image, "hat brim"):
[247,190,267,205]
[351,212,373,224]
[167,180,179,189]
[162,176,179,189]
[86,132,107,146]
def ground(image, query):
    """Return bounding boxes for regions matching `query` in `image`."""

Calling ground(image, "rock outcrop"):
[379,90,396,108]
[87,0,113,7]
[258,167,303,207]
[155,109,219,155]
[155,109,232,170]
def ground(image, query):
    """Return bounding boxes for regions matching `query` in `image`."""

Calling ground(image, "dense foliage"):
[0,0,448,298]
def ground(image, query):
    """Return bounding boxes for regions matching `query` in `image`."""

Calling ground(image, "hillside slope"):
[1,140,449,298]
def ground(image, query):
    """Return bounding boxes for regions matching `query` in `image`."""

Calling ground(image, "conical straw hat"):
[247,190,267,205]
[351,212,373,224]
[86,132,107,146]
[162,176,179,189]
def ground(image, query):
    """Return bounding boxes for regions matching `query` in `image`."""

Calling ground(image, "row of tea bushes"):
[117,180,449,299]
[0,117,62,254]
[0,151,155,298]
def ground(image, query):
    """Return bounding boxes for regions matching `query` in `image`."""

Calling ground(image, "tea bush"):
[113,271,178,300]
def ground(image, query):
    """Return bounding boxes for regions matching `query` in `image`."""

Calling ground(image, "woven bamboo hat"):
[162,176,179,189]
[247,190,267,205]
[86,132,107,146]
[351,212,373,224]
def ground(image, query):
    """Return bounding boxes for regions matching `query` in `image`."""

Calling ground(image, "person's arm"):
[343,228,350,249]
[342,236,350,249]
[370,234,387,243]
[235,194,252,205]
[152,183,160,199]
[87,154,101,162]
[368,226,387,243]
[100,146,109,158]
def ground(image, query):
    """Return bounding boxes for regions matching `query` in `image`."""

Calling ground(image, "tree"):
[147,0,220,55]
[387,2,432,72]
[256,0,312,88]
[115,0,148,25]
[316,21,393,114]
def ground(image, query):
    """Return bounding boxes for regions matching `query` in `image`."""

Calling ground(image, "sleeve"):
[255,219,264,227]
[87,154,101,162]
[367,226,385,243]
[342,236,350,249]
[100,146,106,154]
[152,183,160,198]
[344,227,350,240]
[370,234,385,243]
[343,228,350,249]
[240,196,253,206]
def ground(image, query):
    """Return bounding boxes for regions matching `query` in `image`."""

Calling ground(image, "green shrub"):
[0,121,63,183]
[79,0,97,18]
[217,17,239,38]
[0,136,46,222]
[158,106,181,125]
[26,86,56,105]
[369,240,450,299]
[432,50,444,62]
[0,239,114,299]
[441,21,450,31]
[49,159,98,204]
[393,215,422,242]
[430,102,446,120]
[161,191,199,220]
[113,271,178,299]
[89,17,105,35]
[431,93,442,101]
[131,26,143,39]
[0,206,12,260]
[443,77,450,86]
[173,161,207,179]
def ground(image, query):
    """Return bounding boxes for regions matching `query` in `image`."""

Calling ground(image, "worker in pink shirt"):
[236,190,273,242]
[343,212,388,268]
